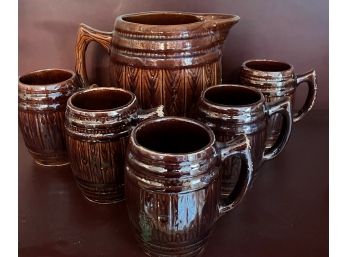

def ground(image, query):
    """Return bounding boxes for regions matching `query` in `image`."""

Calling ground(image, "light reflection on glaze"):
[177,191,205,231]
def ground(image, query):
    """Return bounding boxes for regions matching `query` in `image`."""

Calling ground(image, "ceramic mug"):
[198,84,292,194]
[125,117,253,257]
[65,87,164,204]
[18,68,79,166]
[240,59,317,147]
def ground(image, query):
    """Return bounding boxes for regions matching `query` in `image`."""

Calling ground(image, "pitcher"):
[75,11,239,116]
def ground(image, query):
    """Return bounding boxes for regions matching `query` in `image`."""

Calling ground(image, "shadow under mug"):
[125,117,253,257]
[18,68,79,166]
[198,84,292,194]
[240,59,317,147]
[65,87,164,204]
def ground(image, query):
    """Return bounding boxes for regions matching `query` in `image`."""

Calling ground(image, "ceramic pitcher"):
[75,11,239,117]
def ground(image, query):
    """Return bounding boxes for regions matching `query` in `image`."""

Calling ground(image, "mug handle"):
[263,97,292,161]
[75,23,113,87]
[217,134,253,216]
[293,70,318,123]
[130,106,165,128]
[76,83,99,92]
[137,105,165,122]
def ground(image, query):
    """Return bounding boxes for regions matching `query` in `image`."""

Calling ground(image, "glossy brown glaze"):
[125,117,253,257]
[240,59,317,147]
[18,69,79,166]
[65,87,164,204]
[198,85,292,194]
[75,11,239,117]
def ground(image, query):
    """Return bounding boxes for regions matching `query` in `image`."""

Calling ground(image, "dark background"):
[18,0,328,110]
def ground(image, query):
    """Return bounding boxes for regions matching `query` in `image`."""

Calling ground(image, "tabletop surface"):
[19,110,328,257]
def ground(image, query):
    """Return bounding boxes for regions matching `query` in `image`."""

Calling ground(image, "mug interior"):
[19,69,73,85]
[135,119,212,154]
[71,89,133,111]
[122,13,201,25]
[245,60,291,72]
[204,86,261,106]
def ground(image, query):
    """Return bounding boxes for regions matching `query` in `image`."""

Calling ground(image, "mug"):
[18,68,79,166]
[125,117,253,257]
[198,84,292,194]
[240,59,317,147]
[65,87,164,204]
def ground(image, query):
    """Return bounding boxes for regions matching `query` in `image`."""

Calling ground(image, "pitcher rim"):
[116,11,240,28]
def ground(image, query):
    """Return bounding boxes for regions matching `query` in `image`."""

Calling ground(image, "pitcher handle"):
[75,23,113,87]
[293,69,318,123]
[217,134,253,216]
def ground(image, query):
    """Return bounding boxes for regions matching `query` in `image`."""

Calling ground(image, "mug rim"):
[68,87,136,113]
[202,84,265,109]
[241,59,294,74]
[18,68,75,87]
[131,116,216,158]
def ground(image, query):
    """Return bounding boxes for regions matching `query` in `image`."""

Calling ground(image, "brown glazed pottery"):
[198,84,292,194]
[18,68,79,166]
[125,117,253,257]
[65,87,164,204]
[240,59,317,147]
[75,11,240,117]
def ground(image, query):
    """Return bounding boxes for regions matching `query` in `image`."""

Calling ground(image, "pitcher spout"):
[196,13,240,31]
